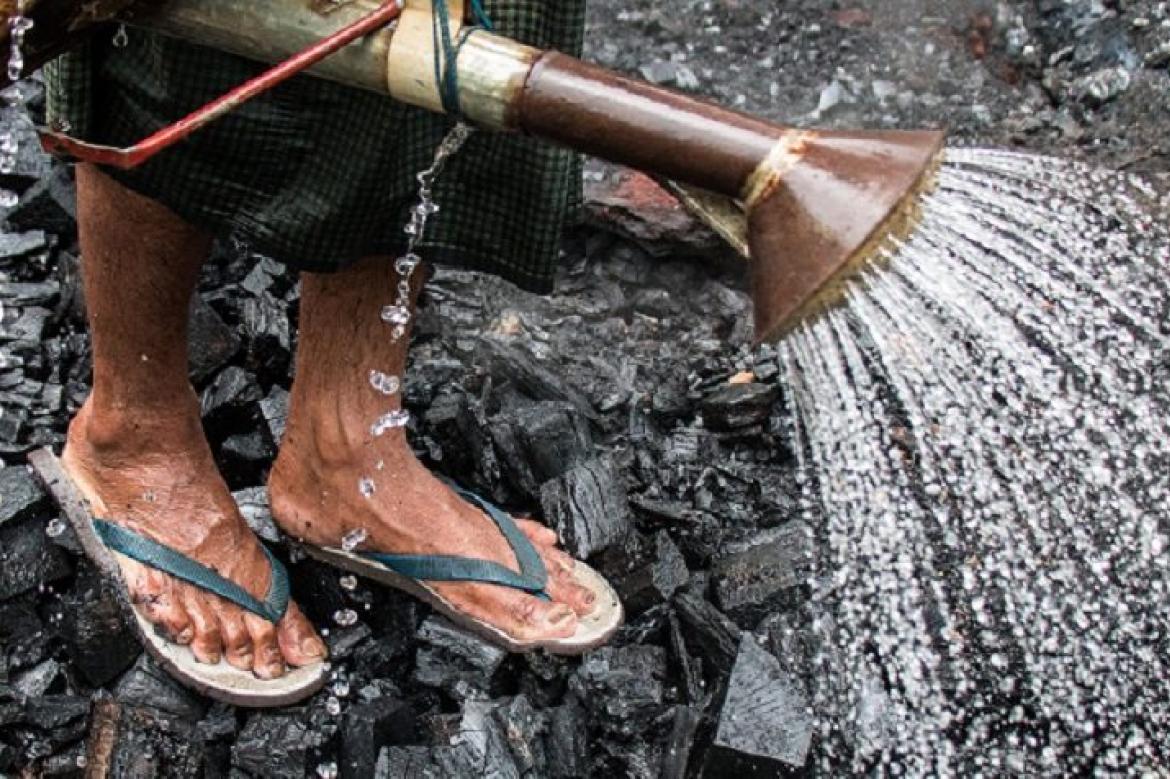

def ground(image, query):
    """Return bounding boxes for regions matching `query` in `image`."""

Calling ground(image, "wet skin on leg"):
[269,255,598,644]
[64,164,325,678]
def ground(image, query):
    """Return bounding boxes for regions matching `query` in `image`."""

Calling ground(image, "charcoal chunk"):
[232,710,325,777]
[711,522,813,626]
[239,292,292,383]
[660,705,703,779]
[0,517,71,599]
[374,746,447,778]
[0,464,47,525]
[218,430,274,487]
[85,698,204,778]
[0,230,47,260]
[479,338,596,420]
[340,697,415,778]
[544,698,590,778]
[13,658,62,697]
[705,636,813,775]
[200,365,262,435]
[258,385,290,445]
[701,383,779,432]
[610,530,690,615]
[24,695,88,730]
[539,455,633,559]
[58,568,141,686]
[569,645,667,738]
[673,590,742,676]
[188,294,240,385]
[6,167,77,236]
[490,695,546,775]
[413,616,506,697]
[233,486,280,543]
[0,600,52,670]
[489,401,594,499]
[114,655,206,722]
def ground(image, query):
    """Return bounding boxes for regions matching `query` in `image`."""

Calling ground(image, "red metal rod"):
[39,0,404,169]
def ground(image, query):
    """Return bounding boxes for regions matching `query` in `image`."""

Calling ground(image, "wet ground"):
[1,0,1168,776]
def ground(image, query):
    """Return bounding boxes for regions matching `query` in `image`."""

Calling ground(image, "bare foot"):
[63,395,327,679]
[268,421,598,646]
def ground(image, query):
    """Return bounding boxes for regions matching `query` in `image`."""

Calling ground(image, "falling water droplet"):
[368,370,401,396]
[112,23,129,48]
[340,528,368,551]
[339,574,358,591]
[370,410,410,437]
[333,609,358,627]
[380,305,411,326]
[45,517,65,538]
[358,477,376,499]
[316,760,338,778]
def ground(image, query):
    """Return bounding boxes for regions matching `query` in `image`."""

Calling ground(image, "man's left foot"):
[268,418,599,646]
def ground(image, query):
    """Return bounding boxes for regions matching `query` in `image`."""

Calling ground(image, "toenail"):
[301,637,327,658]
[176,627,195,644]
[584,591,596,605]
[547,605,574,625]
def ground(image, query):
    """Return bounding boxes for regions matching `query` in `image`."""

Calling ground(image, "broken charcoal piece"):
[539,455,632,559]
[445,700,523,779]
[258,385,290,445]
[490,695,546,775]
[340,697,415,779]
[86,698,204,778]
[568,645,667,738]
[611,530,690,615]
[0,280,59,307]
[0,600,52,670]
[0,230,47,261]
[705,636,813,776]
[711,522,813,626]
[196,703,238,742]
[673,590,742,676]
[233,487,280,543]
[0,405,27,444]
[661,705,704,779]
[700,383,779,432]
[232,710,325,777]
[24,695,89,730]
[6,167,77,236]
[13,658,62,697]
[544,698,590,778]
[326,623,373,661]
[518,652,570,708]
[218,431,275,488]
[759,611,817,695]
[54,251,85,326]
[0,305,50,343]
[199,365,263,435]
[668,612,706,706]
[489,401,594,499]
[113,655,207,722]
[375,746,447,778]
[58,568,141,687]
[478,339,597,420]
[188,295,240,385]
[239,292,292,382]
[0,517,72,599]
[0,464,47,525]
[38,743,86,778]
[413,616,506,696]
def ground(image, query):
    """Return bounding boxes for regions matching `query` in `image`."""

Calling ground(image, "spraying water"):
[780,148,1169,775]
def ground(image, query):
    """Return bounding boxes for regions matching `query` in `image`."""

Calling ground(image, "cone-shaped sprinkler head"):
[744,129,946,343]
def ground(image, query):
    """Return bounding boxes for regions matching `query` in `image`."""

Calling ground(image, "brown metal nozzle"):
[744,129,946,343]
[515,53,946,343]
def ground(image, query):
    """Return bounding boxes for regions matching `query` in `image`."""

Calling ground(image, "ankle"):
[69,391,205,460]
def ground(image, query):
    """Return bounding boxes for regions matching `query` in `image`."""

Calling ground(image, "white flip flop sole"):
[304,543,624,655]
[29,448,328,708]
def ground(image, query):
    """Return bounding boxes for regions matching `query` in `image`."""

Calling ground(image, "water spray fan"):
[4,0,946,343]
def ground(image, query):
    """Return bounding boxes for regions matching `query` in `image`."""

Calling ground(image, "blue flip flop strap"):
[363,480,550,600]
[93,519,290,624]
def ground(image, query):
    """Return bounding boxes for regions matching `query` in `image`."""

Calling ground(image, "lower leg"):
[66,165,323,676]
[271,256,596,642]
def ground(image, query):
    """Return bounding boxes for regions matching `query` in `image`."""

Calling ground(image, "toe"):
[544,565,597,617]
[507,593,578,641]
[517,519,559,547]
[219,608,254,671]
[244,613,286,679]
[277,603,327,667]
[180,587,223,664]
[140,577,194,644]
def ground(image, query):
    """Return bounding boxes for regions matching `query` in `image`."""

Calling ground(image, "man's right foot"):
[62,396,326,679]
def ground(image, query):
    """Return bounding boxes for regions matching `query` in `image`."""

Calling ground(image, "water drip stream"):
[781,148,1169,774]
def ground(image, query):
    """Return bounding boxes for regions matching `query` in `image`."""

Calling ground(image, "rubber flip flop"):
[302,480,623,655]
[29,448,328,708]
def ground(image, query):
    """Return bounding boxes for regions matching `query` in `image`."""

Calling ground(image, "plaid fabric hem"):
[42,0,585,294]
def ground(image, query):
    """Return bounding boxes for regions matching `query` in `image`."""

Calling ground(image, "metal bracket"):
[38,0,404,169]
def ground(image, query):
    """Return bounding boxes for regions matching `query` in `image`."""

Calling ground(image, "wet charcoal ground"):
[1,1,1169,776]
